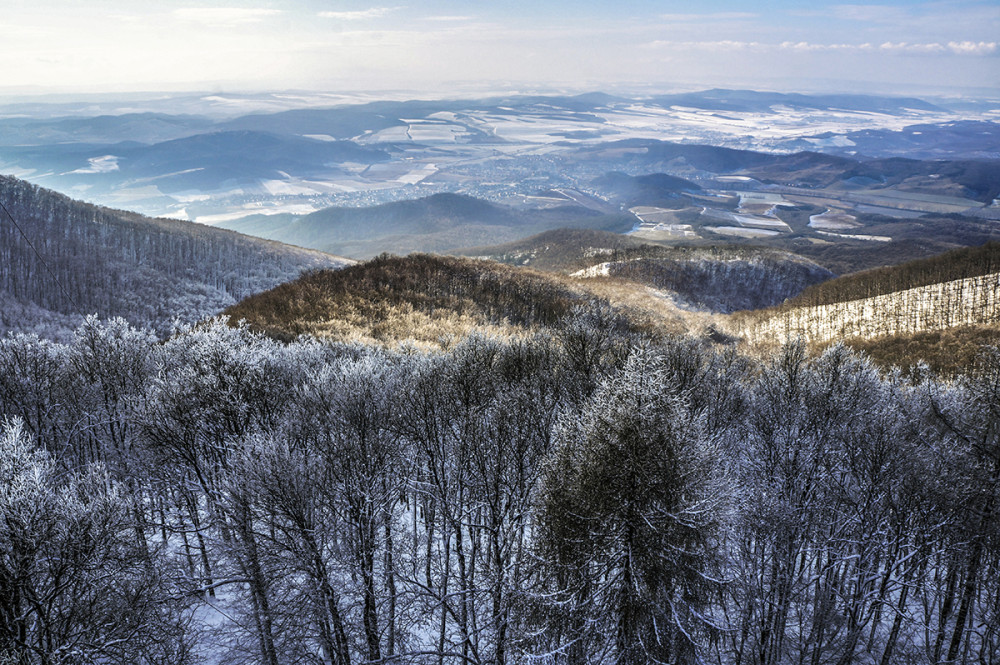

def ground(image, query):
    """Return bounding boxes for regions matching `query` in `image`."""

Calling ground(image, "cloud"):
[879,42,946,54]
[642,39,998,56]
[173,8,283,25]
[779,41,873,51]
[947,40,997,55]
[874,41,996,55]
[318,7,399,21]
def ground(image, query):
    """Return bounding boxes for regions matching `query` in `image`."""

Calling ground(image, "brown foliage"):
[224,253,657,345]
[839,323,1000,377]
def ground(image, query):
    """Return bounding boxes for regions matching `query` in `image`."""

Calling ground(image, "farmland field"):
[809,209,859,229]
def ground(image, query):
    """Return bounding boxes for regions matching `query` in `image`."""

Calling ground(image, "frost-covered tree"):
[0,419,192,665]
[537,346,726,664]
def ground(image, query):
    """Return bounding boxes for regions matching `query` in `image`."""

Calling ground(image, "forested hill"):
[0,175,351,338]
[783,241,1000,308]
[460,229,833,313]
[734,242,1000,347]
[224,253,655,345]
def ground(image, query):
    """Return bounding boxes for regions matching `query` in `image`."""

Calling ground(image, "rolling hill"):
[456,228,655,271]
[579,140,1000,203]
[0,175,351,338]
[218,193,633,259]
[223,253,661,346]
[591,172,702,208]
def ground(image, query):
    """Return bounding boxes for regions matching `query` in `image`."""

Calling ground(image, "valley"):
[2,89,998,226]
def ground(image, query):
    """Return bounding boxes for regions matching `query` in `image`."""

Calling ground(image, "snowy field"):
[809,209,860,229]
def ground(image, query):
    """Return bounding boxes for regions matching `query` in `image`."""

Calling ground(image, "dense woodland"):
[741,272,1000,344]
[0,176,345,338]
[600,251,833,312]
[223,254,649,344]
[1,315,998,665]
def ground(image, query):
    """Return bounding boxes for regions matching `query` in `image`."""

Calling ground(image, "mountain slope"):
[783,242,1000,308]
[456,228,654,271]
[0,175,351,338]
[573,250,834,313]
[458,228,833,312]
[734,243,1000,346]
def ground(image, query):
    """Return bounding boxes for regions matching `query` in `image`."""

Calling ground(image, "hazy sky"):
[2,0,998,96]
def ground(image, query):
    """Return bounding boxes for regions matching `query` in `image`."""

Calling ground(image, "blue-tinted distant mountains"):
[1,88,997,222]
[581,140,1000,203]
[2,130,389,193]
[0,113,214,146]
[775,120,1000,160]
[218,193,633,259]
[650,89,947,114]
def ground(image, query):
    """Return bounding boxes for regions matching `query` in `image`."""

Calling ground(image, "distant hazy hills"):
[649,89,948,115]
[218,193,633,259]
[210,138,1000,265]
[0,175,350,338]
[3,87,996,224]
[580,140,1000,203]
[778,120,1000,161]
[3,130,389,195]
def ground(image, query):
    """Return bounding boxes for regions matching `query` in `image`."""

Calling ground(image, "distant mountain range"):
[212,140,1000,271]
[2,130,389,195]
[647,88,948,114]
[0,175,350,338]
[2,88,996,221]
[580,140,1000,203]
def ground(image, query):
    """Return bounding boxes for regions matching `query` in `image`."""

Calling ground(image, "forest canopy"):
[1,314,998,664]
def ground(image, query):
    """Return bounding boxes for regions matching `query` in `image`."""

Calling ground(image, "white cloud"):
[643,38,997,57]
[948,40,997,55]
[779,41,872,51]
[318,7,399,21]
[879,42,946,53]
[173,8,283,25]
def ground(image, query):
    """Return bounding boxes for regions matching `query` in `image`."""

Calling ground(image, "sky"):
[1,0,998,97]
